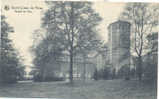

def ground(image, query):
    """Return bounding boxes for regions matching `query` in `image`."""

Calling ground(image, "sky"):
[1,0,125,72]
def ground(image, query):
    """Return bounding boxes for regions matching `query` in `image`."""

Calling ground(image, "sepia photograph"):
[0,0,158,99]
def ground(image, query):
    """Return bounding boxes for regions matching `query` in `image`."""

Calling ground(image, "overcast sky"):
[2,0,125,72]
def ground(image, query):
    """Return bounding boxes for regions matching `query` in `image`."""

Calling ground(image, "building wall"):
[94,50,110,70]
[108,20,131,72]
[43,54,96,79]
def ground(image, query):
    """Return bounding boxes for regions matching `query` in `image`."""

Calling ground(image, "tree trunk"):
[83,54,86,81]
[69,50,73,84]
[137,56,143,81]
[127,54,131,80]
[69,2,74,84]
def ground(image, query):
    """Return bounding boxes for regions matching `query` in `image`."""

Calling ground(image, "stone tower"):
[108,20,131,73]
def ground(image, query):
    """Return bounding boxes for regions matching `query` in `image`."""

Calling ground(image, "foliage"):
[93,67,112,80]
[143,33,158,82]
[93,67,98,80]
[34,1,102,83]
[33,72,64,82]
[0,15,25,83]
[32,34,63,81]
[144,59,157,82]
[120,3,159,80]
[117,65,132,80]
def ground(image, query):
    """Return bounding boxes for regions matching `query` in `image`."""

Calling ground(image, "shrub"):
[33,74,64,82]
[93,67,112,80]
[93,68,98,80]
[44,76,64,82]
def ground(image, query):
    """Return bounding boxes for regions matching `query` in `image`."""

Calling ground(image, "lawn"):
[0,80,157,99]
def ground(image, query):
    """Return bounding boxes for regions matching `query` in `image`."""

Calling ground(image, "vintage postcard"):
[0,0,158,99]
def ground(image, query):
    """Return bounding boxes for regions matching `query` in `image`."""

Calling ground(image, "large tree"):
[120,3,159,80]
[32,33,63,81]
[144,32,158,82]
[41,2,102,83]
[0,15,24,83]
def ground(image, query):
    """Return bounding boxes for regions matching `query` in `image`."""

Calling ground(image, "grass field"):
[0,80,157,99]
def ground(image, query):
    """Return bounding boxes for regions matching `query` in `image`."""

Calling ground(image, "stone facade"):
[107,20,131,73]
[36,53,96,80]
[58,54,96,79]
